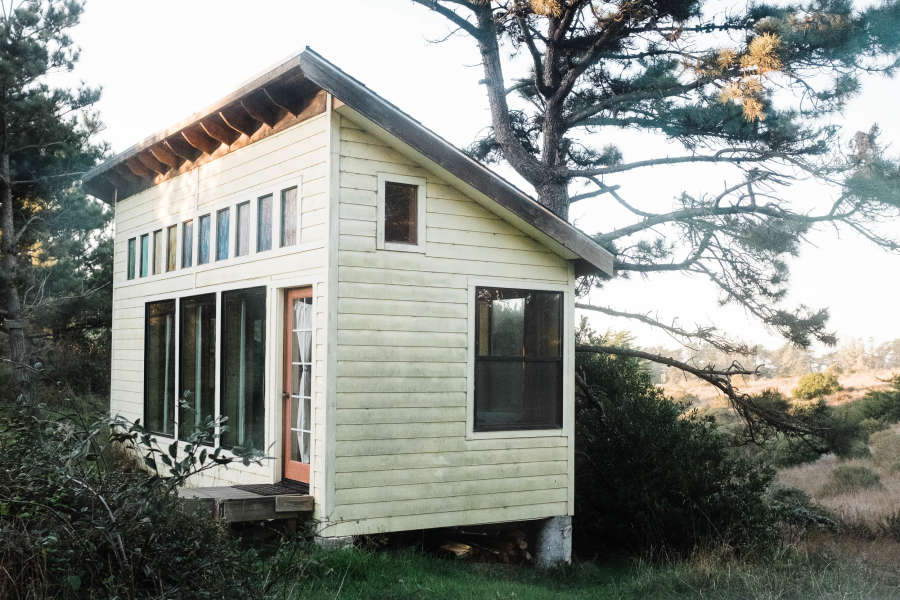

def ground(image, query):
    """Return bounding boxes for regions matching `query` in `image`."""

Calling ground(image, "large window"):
[179,294,216,436]
[127,238,136,280]
[474,287,563,431]
[220,287,267,449]
[145,300,176,436]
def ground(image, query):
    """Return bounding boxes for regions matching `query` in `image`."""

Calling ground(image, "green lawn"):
[262,541,900,600]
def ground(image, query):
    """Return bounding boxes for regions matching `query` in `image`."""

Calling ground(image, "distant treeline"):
[644,338,900,384]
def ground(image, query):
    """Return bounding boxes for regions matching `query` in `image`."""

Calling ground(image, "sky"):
[69,0,900,352]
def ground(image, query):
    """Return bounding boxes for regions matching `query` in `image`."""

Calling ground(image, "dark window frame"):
[144,299,176,437]
[126,238,136,280]
[473,286,564,432]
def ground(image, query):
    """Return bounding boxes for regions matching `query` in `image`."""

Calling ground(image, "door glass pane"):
[216,208,230,261]
[145,300,175,435]
[166,225,177,271]
[127,238,136,280]
[236,201,250,257]
[257,194,272,252]
[221,287,266,449]
[152,229,163,275]
[139,234,149,277]
[280,186,298,247]
[182,219,193,268]
[289,296,313,466]
[198,214,211,265]
[179,294,216,438]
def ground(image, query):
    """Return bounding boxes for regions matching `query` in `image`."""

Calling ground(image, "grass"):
[260,541,900,599]
[778,424,900,536]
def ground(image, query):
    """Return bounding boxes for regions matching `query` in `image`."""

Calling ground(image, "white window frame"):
[465,276,572,440]
[376,173,426,253]
[116,176,308,288]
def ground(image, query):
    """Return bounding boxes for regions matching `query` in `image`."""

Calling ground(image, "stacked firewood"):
[439,528,531,564]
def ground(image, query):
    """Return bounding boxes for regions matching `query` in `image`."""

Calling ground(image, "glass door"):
[283,287,313,482]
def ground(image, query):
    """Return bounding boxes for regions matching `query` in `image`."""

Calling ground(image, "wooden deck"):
[179,486,314,523]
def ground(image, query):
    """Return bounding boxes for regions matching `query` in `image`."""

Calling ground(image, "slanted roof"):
[83,48,614,276]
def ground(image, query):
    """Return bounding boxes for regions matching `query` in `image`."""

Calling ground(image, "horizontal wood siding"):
[110,113,330,495]
[326,117,572,537]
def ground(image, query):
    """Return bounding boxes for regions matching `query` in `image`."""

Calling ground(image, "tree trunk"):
[535,180,570,220]
[0,88,33,404]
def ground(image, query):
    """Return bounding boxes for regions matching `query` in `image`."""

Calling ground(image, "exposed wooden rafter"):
[125,157,154,179]
[149,144,182,169]
[219,104,261,137]
[241,89,283,127]
[114,164,141,183]
[181,125,221,154]
[200,113,241,146]
[137,151,169,175]
[165,135,203,162]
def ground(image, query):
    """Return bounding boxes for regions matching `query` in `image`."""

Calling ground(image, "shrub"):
[868,429,900,468]
[574,328,776,556]
[0,397,267,599]
[792,372,842,400]
[818,465,883,497]
[766,486,837,542]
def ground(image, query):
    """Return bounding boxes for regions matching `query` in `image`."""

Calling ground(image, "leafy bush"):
[792,372,842,400]
[574,327,776,556]
[868,429,900,468]
[818,465,883,497]
[0,397,266,599]
[766,486,837,542]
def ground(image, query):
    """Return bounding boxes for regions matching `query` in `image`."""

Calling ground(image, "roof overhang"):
[83,48,614,277]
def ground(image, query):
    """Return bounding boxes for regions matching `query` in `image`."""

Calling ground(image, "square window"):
[384,182,418,244]
[473,287,563,432]
[377,174,425,252]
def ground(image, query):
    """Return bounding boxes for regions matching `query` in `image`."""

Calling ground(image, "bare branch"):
[575,303,752,354]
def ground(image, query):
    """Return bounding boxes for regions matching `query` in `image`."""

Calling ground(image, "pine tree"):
[415,0,900,436]
[0,0,106,402]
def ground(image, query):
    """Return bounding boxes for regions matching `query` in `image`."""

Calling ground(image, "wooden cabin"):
[83,49,613,560]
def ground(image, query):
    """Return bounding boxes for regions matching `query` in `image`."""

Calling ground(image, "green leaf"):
[168,440,178,458]
[66,575,81,592]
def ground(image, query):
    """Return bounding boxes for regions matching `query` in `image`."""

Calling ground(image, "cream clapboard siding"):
[110,112,331,499]
[325,115,573,537]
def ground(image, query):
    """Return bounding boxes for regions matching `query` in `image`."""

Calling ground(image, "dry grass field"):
[664,369,897,407]
[778,424,900,536]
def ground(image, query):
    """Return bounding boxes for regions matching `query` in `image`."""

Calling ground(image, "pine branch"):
[575,303,752,354]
